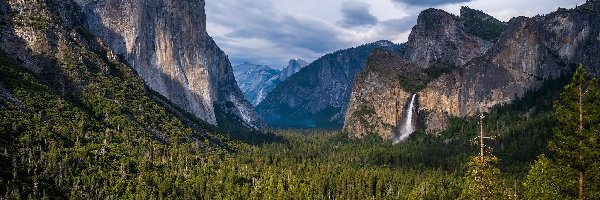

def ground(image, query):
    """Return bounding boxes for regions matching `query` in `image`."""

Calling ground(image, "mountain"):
[403,7,503,69]
[0,0,240,196]
[278,59,308,81]
[74,0,262,129]
[233,63,280,106]
[257,40,404,129]
[344,4,600,140]
[233,59,307,106]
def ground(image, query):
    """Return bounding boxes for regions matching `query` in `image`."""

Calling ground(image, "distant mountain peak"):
[233,59,307,106]
[287,58,308,67]
[280,59,308,81]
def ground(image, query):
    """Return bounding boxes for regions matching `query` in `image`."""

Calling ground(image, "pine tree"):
[459,114,505,200]
[459,156,504,200]
[548,65,600,199]
[523,154,578,200]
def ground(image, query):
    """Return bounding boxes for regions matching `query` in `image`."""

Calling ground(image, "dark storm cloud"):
[392,0,473,6]
[338,1,379,28]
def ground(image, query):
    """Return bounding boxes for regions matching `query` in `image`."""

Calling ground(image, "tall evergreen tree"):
[459,114,505,200]
[523,154,578,200]
[459,156,504,200]
[548,65,600,199]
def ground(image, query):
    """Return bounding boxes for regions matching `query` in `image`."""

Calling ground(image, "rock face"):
[403,8,501,68]
[344,50,416,139]
[345,3,600,139]
[257,40,404,128]
[233,59,307,106]
[74,0,262,128]
[278,59,308,81]
[0,0,227,143]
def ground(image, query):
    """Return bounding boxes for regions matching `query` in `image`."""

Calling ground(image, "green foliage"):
[542,64,600,199]
[232,130,464,199]
[523,154,578,200]
[459,156,506,200]
[397,74,430,93]
[351,104,376,129]
[0,49,233,199]
[463,14,506,41]
[397,61,456,93]
[0,48,583,199]
[425,61,457,79]
[2,50,467,199]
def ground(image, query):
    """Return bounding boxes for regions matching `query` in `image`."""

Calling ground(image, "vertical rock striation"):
[74,0,262,128]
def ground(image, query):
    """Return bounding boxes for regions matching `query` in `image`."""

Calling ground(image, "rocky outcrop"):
[233,59,307,106]
[344,50,416,139]
[345,2,600,139]
[403,7,502,68]
[418,17,564,120]
[74,0,262,128]
[257,40,404,129]
[278,59,308,81]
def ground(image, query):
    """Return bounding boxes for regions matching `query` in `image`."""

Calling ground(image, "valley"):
[1,0,600,199]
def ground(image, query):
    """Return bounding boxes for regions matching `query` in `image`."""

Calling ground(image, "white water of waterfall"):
[393,94,416,144]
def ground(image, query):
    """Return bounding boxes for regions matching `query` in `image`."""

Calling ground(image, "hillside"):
[0,0,242,197]
[257,40,404,129]
[75,0,262,129]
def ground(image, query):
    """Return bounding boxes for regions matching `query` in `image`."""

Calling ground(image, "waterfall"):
[394,94,417,144]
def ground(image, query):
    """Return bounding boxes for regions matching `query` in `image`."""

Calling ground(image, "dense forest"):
[2,40,599,199]
[1,0,600,199]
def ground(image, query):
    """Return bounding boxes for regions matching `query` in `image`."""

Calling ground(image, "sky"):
[205,0,585,69]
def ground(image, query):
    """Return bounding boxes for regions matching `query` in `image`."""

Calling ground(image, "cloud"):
[206,0,352,68]
[338,1,379,28]
[379,16,418,34]
[206,0,583,68]
[392,0,473,6]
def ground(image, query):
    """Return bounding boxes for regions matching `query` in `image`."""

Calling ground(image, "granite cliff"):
[0,0,230,148]
[345,3,600,139]
[74,0,262,129]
